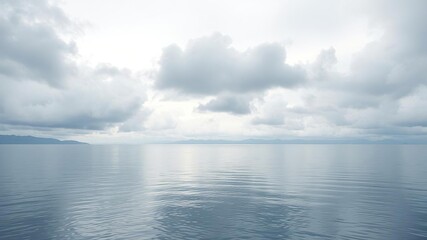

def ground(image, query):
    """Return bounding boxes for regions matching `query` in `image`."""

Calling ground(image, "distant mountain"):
[0,135,87,144]
[170,138,421,144]
[171,139,363,144]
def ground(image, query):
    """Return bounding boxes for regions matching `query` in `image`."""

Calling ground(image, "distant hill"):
[0,135,87,144]
[170,139,367,144]
[170,138,421,144]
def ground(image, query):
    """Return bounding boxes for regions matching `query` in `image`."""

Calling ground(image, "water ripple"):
[1,144,427,239]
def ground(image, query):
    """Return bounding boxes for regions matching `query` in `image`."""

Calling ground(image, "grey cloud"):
[252,115,284,126]
[0,0,147,131]
[347,42,427,98]
[217,0,427,142]
[156,33,306,95]
[0,65,145,130]
[394,87,427,127]
[0,0,76,86]
[333,0,427,133]
[250,95,286,126]
[315,48,337,69]
[198,95,252,115]
[343,0,427,98]
[309,47,337,81]
[251,110,305,130]
[301,0,427,118]
[253,0,427,139]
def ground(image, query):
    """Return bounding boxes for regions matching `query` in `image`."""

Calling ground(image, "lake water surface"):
[0,144,426,239]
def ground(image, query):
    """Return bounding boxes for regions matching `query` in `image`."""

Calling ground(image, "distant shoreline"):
[1,135,425,145]
[166,139,426,145]
[0,135,87,144]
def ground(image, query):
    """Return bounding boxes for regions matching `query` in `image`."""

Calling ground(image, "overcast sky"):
[1,0,426,143]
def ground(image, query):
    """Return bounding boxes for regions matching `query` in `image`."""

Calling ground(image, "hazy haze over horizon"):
[1,0,427,144]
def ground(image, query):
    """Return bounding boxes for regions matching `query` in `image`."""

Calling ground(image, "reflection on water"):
[0,144,426,239]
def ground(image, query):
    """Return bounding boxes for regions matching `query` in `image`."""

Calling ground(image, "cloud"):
[252,115,284,126]
[250,90,306,130]
[0,0,76,87]
[247,0,427,140]
[2,0,427,142]
[334,0,427,99]
[0,64,145,130]
[156,33,306,95]
[395,89,427,127]
[198,94,252,115]
[308,47,338,81]
[0,0,147,131]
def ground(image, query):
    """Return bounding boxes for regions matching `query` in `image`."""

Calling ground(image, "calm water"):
[0,145,426,239]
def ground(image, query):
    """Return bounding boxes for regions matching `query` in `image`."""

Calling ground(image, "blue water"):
[0,144,426,239]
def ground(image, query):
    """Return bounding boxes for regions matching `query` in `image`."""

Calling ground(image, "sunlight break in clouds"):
[0,0,426,143]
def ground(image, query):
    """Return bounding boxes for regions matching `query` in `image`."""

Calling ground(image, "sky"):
[0,0,426,143]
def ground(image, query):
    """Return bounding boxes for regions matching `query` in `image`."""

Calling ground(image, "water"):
[0,144,426,240]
